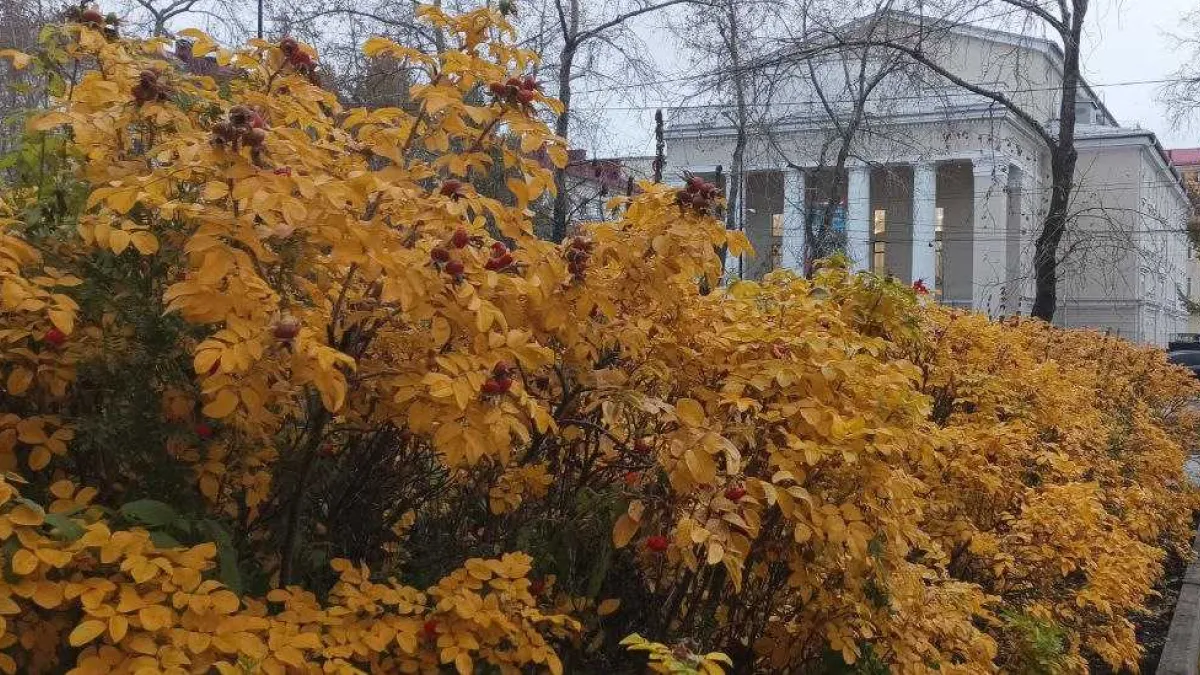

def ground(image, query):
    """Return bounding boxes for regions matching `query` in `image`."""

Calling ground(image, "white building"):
[664,11,1195,346]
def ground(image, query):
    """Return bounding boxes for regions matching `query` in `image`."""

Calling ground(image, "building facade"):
[665,12,1194,345]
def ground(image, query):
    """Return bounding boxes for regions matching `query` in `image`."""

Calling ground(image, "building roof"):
[1167,148,1200,167]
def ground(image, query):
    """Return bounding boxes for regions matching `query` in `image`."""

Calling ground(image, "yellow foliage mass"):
[0,4,1195,674]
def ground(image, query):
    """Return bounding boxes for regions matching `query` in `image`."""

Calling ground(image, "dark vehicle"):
[1168,349,1200,379]
[1169,333,1200,352]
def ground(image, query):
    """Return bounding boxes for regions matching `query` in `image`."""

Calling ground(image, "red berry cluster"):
[210,105,269,162]
[280,37,320,86]
[481,361,514,396]
[132,69,170,105]
[439,179,466,201]
[484,241,514,271]
[674,175,719,215]
[724,484,746,501]
[487,76,539,108]
[912,278,929,295]
[430,226,474,280]
[564,236,594,282]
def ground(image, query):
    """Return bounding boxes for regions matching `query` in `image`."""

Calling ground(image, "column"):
[911,162,938,291]
[781,168,807,274]
[972,160,1009,315]
[846,165,871,273]
[1003,167,1025,315]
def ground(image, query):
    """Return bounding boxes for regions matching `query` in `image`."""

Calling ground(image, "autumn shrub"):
[0,5,1197,675]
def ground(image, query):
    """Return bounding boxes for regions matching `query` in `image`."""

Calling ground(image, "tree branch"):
[576,0,693,43]
[1000,0,1068,35]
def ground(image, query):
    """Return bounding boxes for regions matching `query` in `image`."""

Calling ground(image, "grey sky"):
[575,0,1200,159]
[1084,0,1195,148]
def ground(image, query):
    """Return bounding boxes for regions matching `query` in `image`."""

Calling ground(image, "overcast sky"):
[573,0,1200,158]
[1085,0,1195,147]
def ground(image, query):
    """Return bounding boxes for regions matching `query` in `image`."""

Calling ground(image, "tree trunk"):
[1030,2,1087,322]
[549,46,575,243]
[721,0,748,274]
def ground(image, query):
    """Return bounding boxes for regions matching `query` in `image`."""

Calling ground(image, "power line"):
[573,77,1188,112]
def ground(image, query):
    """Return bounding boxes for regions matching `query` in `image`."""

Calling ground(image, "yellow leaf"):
[48,309,74,334]
[201,182,229,200]
[109,615,128,642]
[9,504,43,526]
[706,541,725,565]
[49,480,75,499]
[138,604,171,631]
[28,446,51,471]
[455,652,473,675]
[109,229,131,254]
[597,598,621,616]
[202,389,239,419]
[28,111,72,132]
[11,549,37,575]
[5,368,33,396]
[0,49,31,69]
[69,619,106,647]
[130,231,159,255]
[676,398,705,426]
[106,189,140,215]
[685,448,716,485]
[612,513,640,549]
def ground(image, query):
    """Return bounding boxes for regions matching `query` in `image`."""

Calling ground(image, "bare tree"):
[763,0,916,274]
[821,0,1092,321]
[539,0,692,242]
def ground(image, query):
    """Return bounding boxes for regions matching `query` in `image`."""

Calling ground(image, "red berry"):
[195,423,214,439]
[445,260,465,277]
[80,8,103,25]
[273,316,300,340]
[646,535,669,552]
[497,378,513,393]
[451,227,470,249]
[506,77,522,88]
[488,82,507,97]
[516,89,535,104]
[633,438,652,454]
[430,247,451,263]
[491,242,508,257]
[912,279,929,295]
[422,620,438,638]
[492,361,512,378]
[481,379,504,395]
[280,37,299,54]
[43,328,67,347]
[724,485,746,502]
[522,75,538,91]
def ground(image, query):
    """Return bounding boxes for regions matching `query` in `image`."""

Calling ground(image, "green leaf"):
[119,499,178,527]
[201,519,243,594]
[149,531,181,548]
[43,513,85,541]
